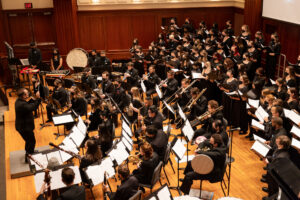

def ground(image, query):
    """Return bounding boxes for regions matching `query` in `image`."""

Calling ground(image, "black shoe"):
[249,136,254,141]
[260,178,267,183]
[262,197,269,200]
[263,166,267,170]
[139,186,145,193]
[262,174,267,179]
[179,178,184,182]
[262,187,269,193]
[170,119,175,124]
[46,119,53,123]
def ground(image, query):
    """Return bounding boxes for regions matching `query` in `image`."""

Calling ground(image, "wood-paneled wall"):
[244,0,262,36]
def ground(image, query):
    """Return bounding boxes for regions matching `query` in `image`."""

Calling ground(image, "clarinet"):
[49,142,81,160]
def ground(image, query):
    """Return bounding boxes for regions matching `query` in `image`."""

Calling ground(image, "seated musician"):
[81,67,97,90]
[37,167,85,200]
[112,78,128,112]
[98,50,111,73]
[69,87,87,116]
[145,125,168,161]
[124,62,140,89]
[179,134,226,195]
[95,110,113,157]
[132,142,159,186]
[103,164,139,200]
[88,49,100,68]
[192,100,224,141]
[85,97,102,132]
[143,65,161,97]
[162,70,178,123]
[79,139,102,183]
[139,96,153,117]
[50,48,63,71]
[100,71,115,99]
[186,87,207,122]
[46,79,68,123]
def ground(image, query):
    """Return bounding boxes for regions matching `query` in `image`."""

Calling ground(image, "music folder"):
[291,138,300,150]
[182,119,194,142]
[141,80,147,93]
[290,125,300,138]
[251,119,265,131]
[155,84,163,99]
[255,106,269,122]
[20,58,29,66]
[52,113,74,126]
[191,72,204,79]
[177,103,187,121]
[251,140,271,158]
[163,101,175,115]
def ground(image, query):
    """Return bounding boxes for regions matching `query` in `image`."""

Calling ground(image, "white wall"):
[263,0,300,25]
[1,0,53,10]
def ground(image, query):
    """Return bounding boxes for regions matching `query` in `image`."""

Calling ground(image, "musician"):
[37,167,85,200]
[46,79,68,123]
[69,87,87,117]
[132,142,159,185]
[98,50,111,73]
[143,65,161,97]
[286,87,299,111]
[143,105,164,130]
[128,87,143,123]
[187,87,207,121]
[81,67,97,90]
[15,88,41,162]
[139,97,153,117]
[50,48,63,71]
[284,66,298,89]
[88,49,100,68]
[28,41,42,68]
[100,71,115,99]
[145,125,168,161]
[95,110,113,156]
[180,134,226,195]
[264,117,287,150]
[124,62,140,89]
[132,47,145,77]
[265,33,281,79]
[112,78,129,111]
[85,97,102,131]
[80,139,102,183]
[192,100,224,141]
[103,164,139,200]
[262,135,291,200]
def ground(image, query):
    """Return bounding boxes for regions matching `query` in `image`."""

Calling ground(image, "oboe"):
[49,142,81,160]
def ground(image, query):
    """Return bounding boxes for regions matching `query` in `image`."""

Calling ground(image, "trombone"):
[190,105,224,127]
[128,153,142,165]
[165,79,197,103]
[183,88,207,112]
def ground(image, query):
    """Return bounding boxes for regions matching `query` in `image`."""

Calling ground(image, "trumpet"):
[190,105,224,127]
[128,153,142,165]
[158,78,168,88]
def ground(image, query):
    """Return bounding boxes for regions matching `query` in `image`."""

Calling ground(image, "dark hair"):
[190,87,199,95]
[214,119,223,131]
[146,125,157,136]
[149,105,157,114]
[117,164,130,179]
[276,135,290,150]
[211,134,223,147]
[17,88,27,98]
[85,139,102,162]
[61,167,75,185]
[140,142,153,160]
[272,116,283,127]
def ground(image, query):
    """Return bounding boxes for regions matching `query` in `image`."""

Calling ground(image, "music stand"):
[52,113,75,139]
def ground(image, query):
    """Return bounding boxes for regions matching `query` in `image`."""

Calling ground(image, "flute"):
[49,142,81,160]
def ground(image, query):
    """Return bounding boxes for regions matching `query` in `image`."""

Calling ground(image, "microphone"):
[228,127,240,131]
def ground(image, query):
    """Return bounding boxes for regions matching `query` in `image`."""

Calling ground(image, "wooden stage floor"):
[4,93,266,200]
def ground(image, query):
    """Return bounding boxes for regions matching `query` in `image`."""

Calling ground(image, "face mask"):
[284,72,288,76]
[271,38,275,42]
[255,37,260,40]
[241,30,245,33]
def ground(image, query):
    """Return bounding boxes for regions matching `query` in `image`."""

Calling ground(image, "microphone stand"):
[39,99,51,130]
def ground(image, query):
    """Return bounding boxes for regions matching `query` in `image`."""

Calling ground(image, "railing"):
[277,53,287,78]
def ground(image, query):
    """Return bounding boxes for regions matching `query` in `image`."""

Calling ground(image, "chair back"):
[128,190,142,200]
[222,117,228,129]
[163,143,171,165]
[191,154,214,175]
[151,161,163,186]
[166,123,171,140]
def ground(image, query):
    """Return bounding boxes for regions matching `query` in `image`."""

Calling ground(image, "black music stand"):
[52,113,75,139]
[39,102,52,130]
[144,183,174,200]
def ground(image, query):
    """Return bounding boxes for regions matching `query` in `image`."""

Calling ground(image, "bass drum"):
[66,48,88,70]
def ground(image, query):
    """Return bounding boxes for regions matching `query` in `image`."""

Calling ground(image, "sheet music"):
[149,197,157,200]
[122,114,130,125]
[178,104,187,120]
[122,120,132,137]
[156,85,163,99]
[85,165,104,186]
[270,79,276,85]
[69,126,85,147]
[291,138,300,149]
[255,106,269,122]
[175,155,195,163]
[163,125,172,132]
[52,114,74,125]
[253,134,266,143]
[62,136,77,149]
[31,153,48,171]
[285,110,300,125]
[283,108,291,117]
[157,185,172,200]
[121,137,132,151]
[163,101,175,115]
[77,117,87,135]
[251,140,270,157]
[141,80,147,93]
[182,120,194,142]
[251,119,265,131]
[101,157,115,178]
[46,151,63,165]
[225,91,238,96]
[172,139,186,160]
[191,72,204,79]
[122,129,133,145]
[97,76,102,81]
[109,146,129,165]
[20,58,29,66]
[58,144,79,162]
[248,99,259,109]
[291,125,300,138]
[246,104,250,109]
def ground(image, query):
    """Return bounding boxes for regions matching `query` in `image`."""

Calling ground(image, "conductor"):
[15,88,40,163]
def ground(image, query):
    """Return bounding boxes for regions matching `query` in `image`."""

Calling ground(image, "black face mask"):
[271,38,275,42]
[284,72,288,76]
[297,60,300,64]
[255,37,260,40]
[241,30,245,33]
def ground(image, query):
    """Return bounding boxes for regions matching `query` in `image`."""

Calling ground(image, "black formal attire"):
[187,95,207,121]
[180,144,227,194]
[37,185,85,200]
[51,56,61,70]
[126,68,140,89]
[46,87,68,121]
[112,86,128,111]
[132,152,159,184]
[101,79,115,97]
[146,129,168,161]
[144,72,161,96]
[15,98,40,155]
[266,41,281,79]
[109,176,139,200]
[98,119,113,156]
[98,56,111,73]
[144,112,164,130]
[71,97,87,116]
[162,78,178,120]
[87,108,102,132]
[28,48,42,66]
[88,55,101,68]
[81,74,97,90]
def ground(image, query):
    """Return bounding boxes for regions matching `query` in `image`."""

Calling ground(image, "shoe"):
[139,186,145,193]
[260,178,267,183]
[170,119,175,124]
[262,197,269,200]
[46,119,53,123]
[262,174,267,179]
[263,166,267,170]
[249,136,254,141]
[262,187,269,193]
[179,178,184,182]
